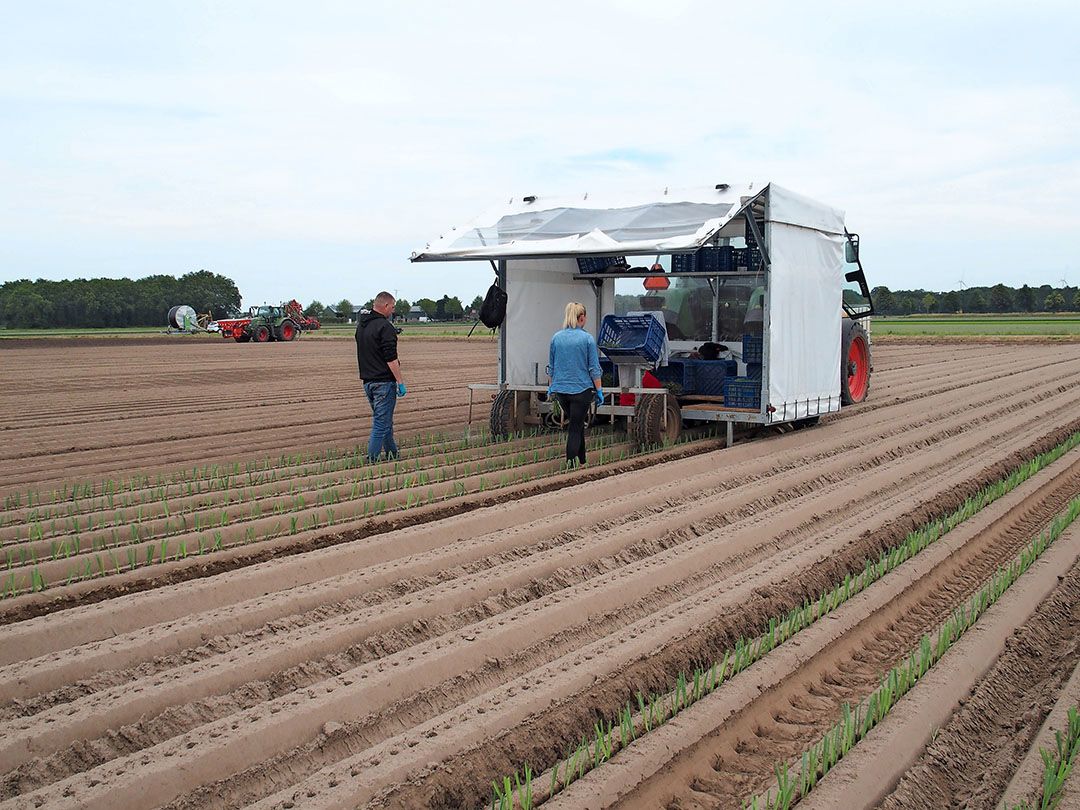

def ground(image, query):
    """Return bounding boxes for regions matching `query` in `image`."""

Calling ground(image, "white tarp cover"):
[411,184,763,260]
[504,258,615,386]
[416,183,850,421]
[765,185,845,420]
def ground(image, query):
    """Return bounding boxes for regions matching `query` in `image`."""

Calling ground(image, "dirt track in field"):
[1,339,1080,809]
[0,335,496,492]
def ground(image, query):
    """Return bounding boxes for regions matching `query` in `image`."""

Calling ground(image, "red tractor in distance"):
[212,300,321,343]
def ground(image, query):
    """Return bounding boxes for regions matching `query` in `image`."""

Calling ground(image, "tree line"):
[0,272,242,329]
[305,294,486,322]
[871,283,1080,315]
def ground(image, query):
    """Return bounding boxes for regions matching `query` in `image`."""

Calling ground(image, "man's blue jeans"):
[364,381,399,461]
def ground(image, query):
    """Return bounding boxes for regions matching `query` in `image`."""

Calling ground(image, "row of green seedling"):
[0,430,596,545]
[1006,705,1080,810]
[750,494,1080,810]
[492,429,1080,807]
[3,426,697,598]
[0,423,536,517]
[0,433,627,568]
[0,426,560,528]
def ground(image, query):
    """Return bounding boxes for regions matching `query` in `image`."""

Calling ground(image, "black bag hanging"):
[478,280,507,329]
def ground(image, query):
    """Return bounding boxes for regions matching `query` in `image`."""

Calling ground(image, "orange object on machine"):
[618,370,663,406]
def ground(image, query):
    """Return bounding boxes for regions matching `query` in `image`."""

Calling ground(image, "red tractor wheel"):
[279,320,298,341]
[840,319,871,405]
[253,325,271,343]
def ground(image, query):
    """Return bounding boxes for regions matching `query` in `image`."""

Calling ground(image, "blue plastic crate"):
[745,362,762,379]
[697,246,736,273]
[733,246,761,271]
[598,315,666,363]
[722,376,762,409]
[742,334,763,364]
[653,359,695,390]
[686,359,737,395]
[577,256,627,274]
[671,252,697,273]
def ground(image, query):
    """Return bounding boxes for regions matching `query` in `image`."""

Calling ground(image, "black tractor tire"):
[840,319,872,405]
[253,325,271,343]
[631,393,682,450]
[277,320,299,341]
[234,334,251,343]
[490,390,530,439]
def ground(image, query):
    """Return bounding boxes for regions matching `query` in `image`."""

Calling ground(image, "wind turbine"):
[955,273,966,313]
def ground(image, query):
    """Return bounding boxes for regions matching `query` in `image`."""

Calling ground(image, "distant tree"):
[1016,284,1034,312]
[415,297,437,318]
[871,286,894,315]
[470,295,484,312]
[335,298,354,322]
[921,293,937,313]
[304,300,325,318]
[965,290,987,313]
[435,295,464,320]
[1073,289,1080,311]
[939,291,960,313]
[394,298,411,318]
[362,298,375,311]
[1045,291,1066,312]
[0,272,239,329]
[989,283,1012,313]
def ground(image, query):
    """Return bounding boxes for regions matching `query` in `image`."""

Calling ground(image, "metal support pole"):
[466,387,474,441]
[498,259,507,386]
[726,421,734,448]
[591,278,603,338]
[710,277,720,342]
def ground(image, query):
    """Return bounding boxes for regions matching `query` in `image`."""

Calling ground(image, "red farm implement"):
[213,300,321,343]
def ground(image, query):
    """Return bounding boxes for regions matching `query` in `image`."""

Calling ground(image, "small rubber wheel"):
[490,390,530,439]
[840,320,871,405]
[631,393,681,450]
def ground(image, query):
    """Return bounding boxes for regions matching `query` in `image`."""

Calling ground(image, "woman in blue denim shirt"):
[548,302,603,466]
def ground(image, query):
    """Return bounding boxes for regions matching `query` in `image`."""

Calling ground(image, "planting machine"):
[212,300,321,343]
[410,182,874,448]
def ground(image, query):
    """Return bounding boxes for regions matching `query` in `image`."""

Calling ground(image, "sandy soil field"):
[0,336,498,492]
[1,336,1079,810]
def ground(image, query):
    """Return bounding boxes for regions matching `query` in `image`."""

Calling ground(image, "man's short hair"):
[374,291,395,309]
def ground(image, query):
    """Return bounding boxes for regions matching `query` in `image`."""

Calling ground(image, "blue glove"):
[595,388,604,408]
[397,382,407,397]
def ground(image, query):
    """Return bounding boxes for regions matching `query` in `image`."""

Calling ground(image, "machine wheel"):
[490,390,530,439]
[277,320,298,341]
[234,334,251,343]
[840,320,871,405]
[253,325,271,343]
[631,393,681,450]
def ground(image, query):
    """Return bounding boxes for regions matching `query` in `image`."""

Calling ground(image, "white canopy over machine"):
[412,183,849,424]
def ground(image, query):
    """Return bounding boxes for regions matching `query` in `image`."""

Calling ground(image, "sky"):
[1,0,1078,308]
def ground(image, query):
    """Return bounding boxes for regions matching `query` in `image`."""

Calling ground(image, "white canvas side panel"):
[767,184,845,235]
[504,259,611,386]
[766,221,844,421]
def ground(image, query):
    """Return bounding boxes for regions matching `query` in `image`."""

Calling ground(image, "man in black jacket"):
[355,291,406,461]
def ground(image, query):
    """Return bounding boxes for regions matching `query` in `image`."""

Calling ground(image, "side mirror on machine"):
[844,238,859,263]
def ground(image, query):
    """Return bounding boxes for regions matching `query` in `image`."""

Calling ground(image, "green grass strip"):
[748,495,1080,810]
[493,429,1080,808]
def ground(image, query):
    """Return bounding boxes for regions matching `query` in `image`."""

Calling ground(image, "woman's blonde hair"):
[563,302,586,329]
